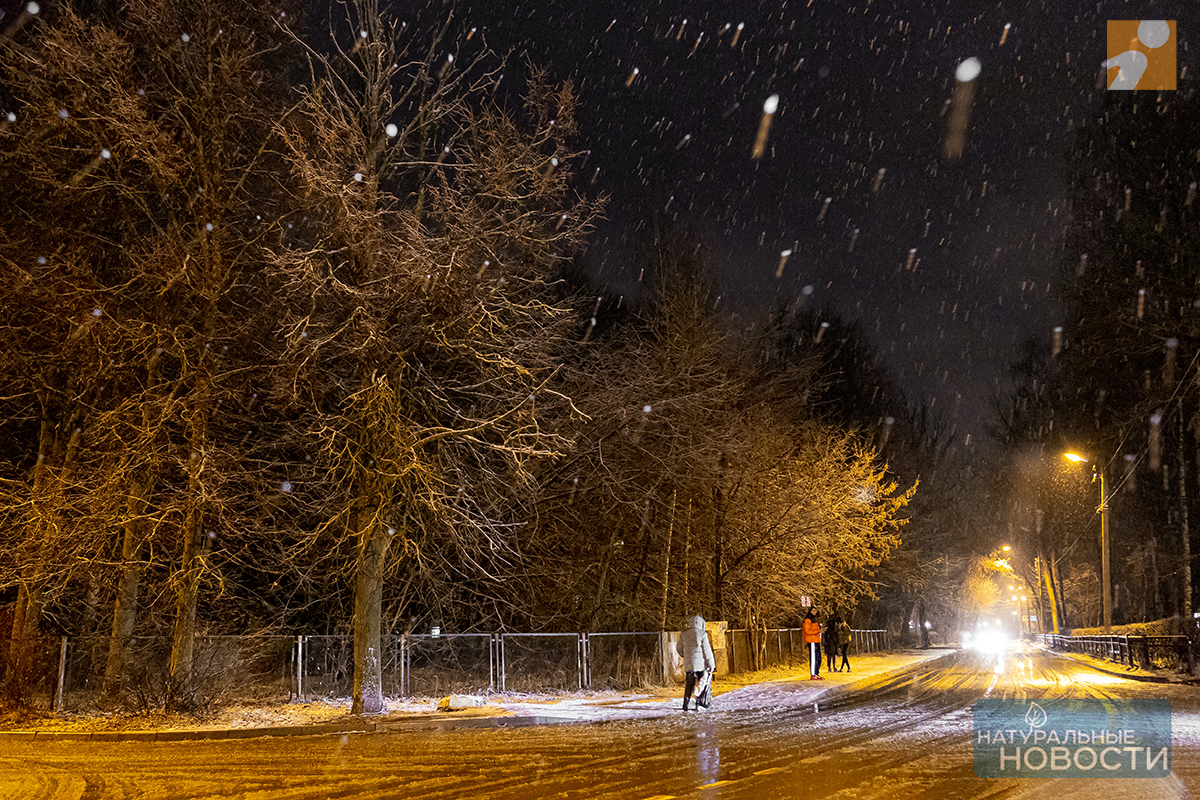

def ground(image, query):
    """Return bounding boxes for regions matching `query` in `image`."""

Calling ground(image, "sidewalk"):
[1034,643,1200,686]
[0,650,956,743]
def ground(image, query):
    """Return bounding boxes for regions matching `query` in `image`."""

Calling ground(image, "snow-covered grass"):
[0,651,943,733]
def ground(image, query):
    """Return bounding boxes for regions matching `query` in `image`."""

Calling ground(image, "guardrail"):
[1039,633,1195,676]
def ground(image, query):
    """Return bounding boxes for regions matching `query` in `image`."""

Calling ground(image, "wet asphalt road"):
[4,647,1198,799]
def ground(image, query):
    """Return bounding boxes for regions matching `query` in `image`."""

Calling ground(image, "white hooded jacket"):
[676,614,716,672]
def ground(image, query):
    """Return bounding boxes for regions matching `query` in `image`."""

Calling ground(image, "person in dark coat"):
[676,614,716,710]
[837,618,853,672]
[824,615,841,672]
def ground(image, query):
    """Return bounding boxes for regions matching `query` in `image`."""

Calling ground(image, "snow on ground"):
[450,650,953,723]
[1037,646,1195,683]
[0,651,952,733]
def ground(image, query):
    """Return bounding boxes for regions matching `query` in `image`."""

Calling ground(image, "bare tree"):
[525,226,912,634]
[268,0,599,713]
[0,0,292,706]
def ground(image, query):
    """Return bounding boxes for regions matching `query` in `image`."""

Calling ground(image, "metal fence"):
[47,634,300,712]
[587,632,664,689]
[1039,633,1195,675]
[724,628,890,673]
[851,630,891,655]
[32,627,895,711]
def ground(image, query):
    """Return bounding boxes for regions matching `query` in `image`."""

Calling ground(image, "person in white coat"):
[676,614,716,711]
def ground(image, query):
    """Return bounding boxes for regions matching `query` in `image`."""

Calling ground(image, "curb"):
[0,710,600,743]
[377,714,584,732]
[0,652,962,743]
[1034,644,1200,686]
[0,720,378,743]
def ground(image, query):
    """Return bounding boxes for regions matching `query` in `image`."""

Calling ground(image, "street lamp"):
[1064,452,1111,632]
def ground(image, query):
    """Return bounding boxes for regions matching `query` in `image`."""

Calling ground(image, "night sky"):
[444,0,1193,450]
[3,0,1190,447]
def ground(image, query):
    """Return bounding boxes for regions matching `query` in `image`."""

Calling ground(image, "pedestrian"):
[824,614,840,673]
[676,613,716,710]
[802,608,824,680]
[838,618,852,672]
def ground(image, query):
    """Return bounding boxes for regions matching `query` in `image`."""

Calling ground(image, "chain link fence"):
[44,634,297,712]
[26,627,894,711]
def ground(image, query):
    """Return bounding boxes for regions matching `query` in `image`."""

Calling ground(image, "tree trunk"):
[1049,550,1068,629]
[712,483,726,620]
[588,526,624,631]
[3,584,42,709]
[1040,552,1060,633]
[683,498,691,600]
[1180,415,1193,619]
[658,488,676,632]
[1150,536,1162,618]
[104,474,153,697]
[352,505,389,715]
[3,397,59,708]
[169,413,207,708]
[626,501,655,625]
[107,348,168,697]
[1033,558,1048,633]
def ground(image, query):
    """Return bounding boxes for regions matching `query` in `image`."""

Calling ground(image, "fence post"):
[576,633,583,691]
[55,636,68,713]
[401,634,409,698]
[404,634,412,698]
[488,634,495,695]
[583,633,591,689]
[295,636,303,702]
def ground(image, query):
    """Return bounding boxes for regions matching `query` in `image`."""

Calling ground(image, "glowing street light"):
[1064,451,1111,632]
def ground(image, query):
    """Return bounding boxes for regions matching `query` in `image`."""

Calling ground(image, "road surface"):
[5,646,1198,798]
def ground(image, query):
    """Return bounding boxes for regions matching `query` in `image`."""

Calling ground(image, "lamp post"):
[1065,452,1111,632]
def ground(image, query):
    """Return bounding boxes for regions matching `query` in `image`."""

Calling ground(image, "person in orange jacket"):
[802,608,824,680]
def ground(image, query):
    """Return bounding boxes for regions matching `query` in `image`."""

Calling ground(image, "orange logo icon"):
[1106,20,1176,90]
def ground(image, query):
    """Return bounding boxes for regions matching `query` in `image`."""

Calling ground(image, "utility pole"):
[1099,467,1112,632]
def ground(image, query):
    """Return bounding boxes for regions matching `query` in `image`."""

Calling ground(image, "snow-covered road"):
[4,646,1198,798]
